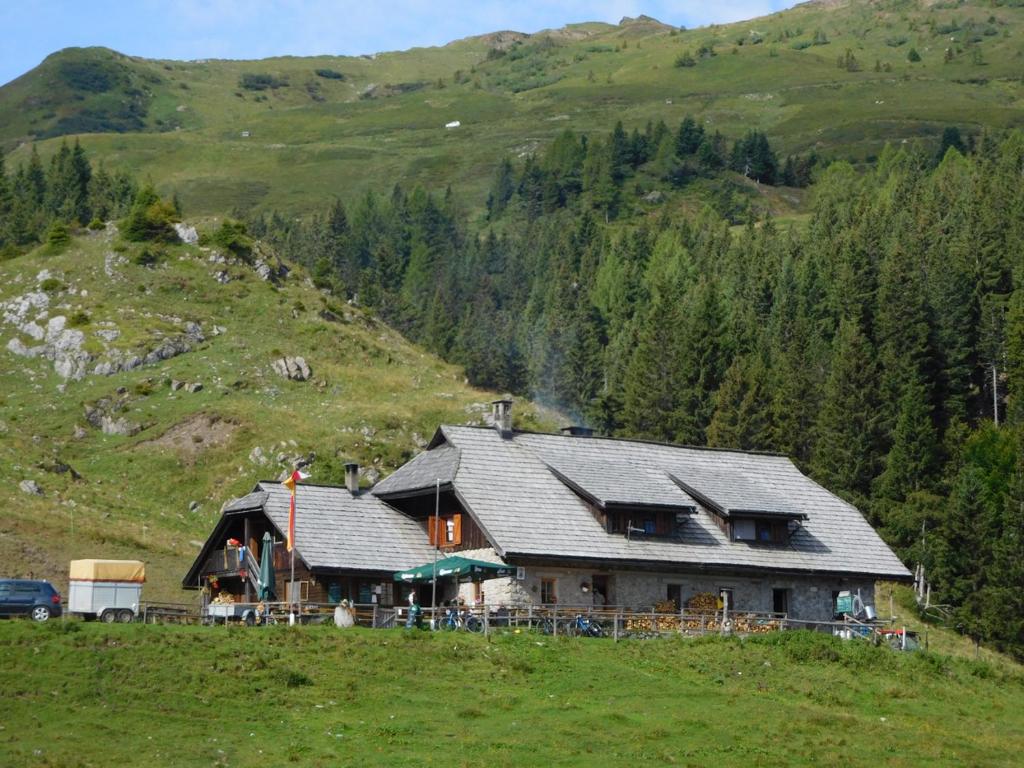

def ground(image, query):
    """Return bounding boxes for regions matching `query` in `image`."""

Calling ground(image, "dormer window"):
[732,518,790,544]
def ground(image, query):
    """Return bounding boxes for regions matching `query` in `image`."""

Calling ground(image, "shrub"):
[122,185,178,243]
[45,221,71,248]
[68,310,91,327]
[315,68,345,80]
[130,246,163,267]
[208,220,253,259]
[239,73,287,91]
[674,51,696,68]
[908,47,922,62]
[87,217,105,230]
[40,278,64,293]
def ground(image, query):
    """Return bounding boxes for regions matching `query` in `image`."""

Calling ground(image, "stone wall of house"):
[455,558,877,622]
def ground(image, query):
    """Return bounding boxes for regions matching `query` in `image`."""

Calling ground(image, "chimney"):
[344,462,359,494]
[491,399,513,438]
[560,425,594,438]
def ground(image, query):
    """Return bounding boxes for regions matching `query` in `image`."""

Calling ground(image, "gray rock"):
[254,259,273,281]
[642,190,665,203]
[101,415,141,436]
[214,271,230,284]
[271,356,311,382]
[173,223,199,245]
[95,328,121,343]
[186,382,203,393]
[19,480,43,496]
[248,446,265,464]
[188,500,200,512]
[73,425,87,439]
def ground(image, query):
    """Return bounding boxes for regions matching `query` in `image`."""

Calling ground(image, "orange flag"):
[282,470,310,551]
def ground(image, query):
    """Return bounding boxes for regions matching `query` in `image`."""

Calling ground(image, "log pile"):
[686,592,719,614]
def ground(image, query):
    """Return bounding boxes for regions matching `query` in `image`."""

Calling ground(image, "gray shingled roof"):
[666,467,799,518]
[258,482,435,572]
[543,455,696,511]
[372,444,460,497]
[434,426,911,579]
[223,490,268,513]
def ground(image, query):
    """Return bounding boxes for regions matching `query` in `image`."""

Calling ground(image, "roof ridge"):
[441,424,787,458]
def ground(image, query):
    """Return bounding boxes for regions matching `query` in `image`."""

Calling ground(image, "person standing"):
[405,592,422,629]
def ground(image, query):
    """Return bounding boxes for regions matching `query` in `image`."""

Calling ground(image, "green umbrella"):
[257,531,276,600]
[394,555,515,583]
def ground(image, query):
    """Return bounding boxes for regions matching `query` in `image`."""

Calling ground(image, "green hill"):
[0,227,552,599]
[2,0,1023,216]
[0,622,1021,767]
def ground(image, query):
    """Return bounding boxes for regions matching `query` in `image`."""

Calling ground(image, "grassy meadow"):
[0,619,1021,767]
[0,230,554,600]
[2,1,1023,218]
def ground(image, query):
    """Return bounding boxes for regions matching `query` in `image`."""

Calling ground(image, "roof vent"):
[344,462,359,494]
[560,425,594,437]
[491,399,513,438]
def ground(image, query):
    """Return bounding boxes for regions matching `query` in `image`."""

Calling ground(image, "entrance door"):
[772,588,789,615]
[592,575,610,606]
[666,584,682,611]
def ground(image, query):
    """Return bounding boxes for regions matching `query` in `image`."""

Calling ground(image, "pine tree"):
[707,354,771,450]
[1006,290,1024,427]
[811,319,883,508]
[875,378,940,502]
[486,157,516,219]
[676,116,705,156]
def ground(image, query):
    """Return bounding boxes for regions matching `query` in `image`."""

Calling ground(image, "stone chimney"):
[560,425,594,438]
[491,399,513,438]
[344,462,359,494]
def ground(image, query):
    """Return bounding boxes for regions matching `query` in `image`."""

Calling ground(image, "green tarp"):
[394,556,515,583]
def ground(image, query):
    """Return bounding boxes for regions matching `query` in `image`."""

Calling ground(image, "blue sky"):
[1,1,795,86]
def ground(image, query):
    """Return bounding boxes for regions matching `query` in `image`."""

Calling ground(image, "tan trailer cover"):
[69,559,146,583]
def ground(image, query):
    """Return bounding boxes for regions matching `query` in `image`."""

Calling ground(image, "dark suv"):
[0,579,62,622]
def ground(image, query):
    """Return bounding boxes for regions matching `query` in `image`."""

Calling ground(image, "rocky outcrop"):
[173,222,199,245]
[84,397,142,437]
[271,356,311,381]
[19,480,43,496]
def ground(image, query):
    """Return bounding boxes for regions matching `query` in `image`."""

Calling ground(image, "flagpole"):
[290,481,297,626]
[430,477,440,629]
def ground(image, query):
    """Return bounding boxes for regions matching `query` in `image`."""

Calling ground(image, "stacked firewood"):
[210,593,236,605]
[732,615,782,634]
[686,592,719,614]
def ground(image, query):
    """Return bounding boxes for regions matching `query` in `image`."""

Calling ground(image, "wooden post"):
[483,605,489,637]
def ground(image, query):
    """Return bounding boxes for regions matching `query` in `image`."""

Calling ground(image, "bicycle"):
[566,613,604,638]
[437,607,482,632]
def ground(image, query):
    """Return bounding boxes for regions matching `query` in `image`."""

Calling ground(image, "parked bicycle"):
[566,613,604,637]
[537,614,604,637]
[438,606,482,632]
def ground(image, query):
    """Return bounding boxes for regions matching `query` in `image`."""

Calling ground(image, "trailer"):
[68,559,145,623]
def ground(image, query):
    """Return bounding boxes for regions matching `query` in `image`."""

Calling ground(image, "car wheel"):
[117,609,134,624]
[101,609,117,623]
[244,612,256,627]
[31,606,51,622]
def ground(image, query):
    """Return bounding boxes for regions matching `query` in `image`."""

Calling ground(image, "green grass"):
[0,622,1021,767]
[0,230,555,601]
[2,2,1023,218]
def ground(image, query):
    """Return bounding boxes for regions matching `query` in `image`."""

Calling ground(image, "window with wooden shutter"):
[451,514,462,546]
[427,517,439,546]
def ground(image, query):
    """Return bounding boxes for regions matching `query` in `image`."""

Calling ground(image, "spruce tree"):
[810,318,883,508]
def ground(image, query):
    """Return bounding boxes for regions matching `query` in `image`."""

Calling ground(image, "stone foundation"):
[455,557,875,623]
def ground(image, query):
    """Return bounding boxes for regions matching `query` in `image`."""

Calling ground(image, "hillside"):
[2,0,1023,216]
[0,227,553,600]
[0,623,1021,767]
